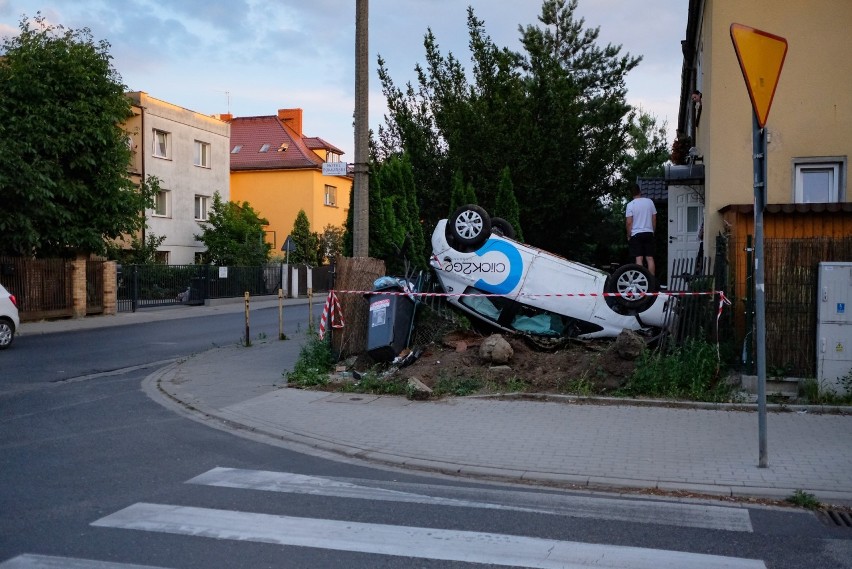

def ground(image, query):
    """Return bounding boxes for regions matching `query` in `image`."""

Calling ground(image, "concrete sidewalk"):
[22,304,852,506]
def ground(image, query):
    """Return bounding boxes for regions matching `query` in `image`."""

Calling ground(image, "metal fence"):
[117,263,331,312]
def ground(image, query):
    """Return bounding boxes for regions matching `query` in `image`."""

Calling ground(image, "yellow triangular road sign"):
[730,23,788,127]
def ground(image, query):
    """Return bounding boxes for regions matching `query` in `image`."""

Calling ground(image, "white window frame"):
[324,185,337,207]
[194,140,211,168]
[153,189,170,217]
[194,195,210,221]
[792,157,846,204]
[153,129,170,159]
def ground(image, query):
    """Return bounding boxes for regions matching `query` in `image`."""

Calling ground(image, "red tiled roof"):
[304,136,344,155]
[229,115,329,171]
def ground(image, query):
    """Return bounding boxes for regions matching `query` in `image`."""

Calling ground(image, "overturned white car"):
[429,205,675,342]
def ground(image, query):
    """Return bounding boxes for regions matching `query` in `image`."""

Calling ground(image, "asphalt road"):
[0,310,850,568]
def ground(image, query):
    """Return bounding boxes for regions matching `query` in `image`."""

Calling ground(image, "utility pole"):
[353,0,369,257]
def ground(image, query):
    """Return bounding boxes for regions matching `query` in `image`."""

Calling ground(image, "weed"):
[341,369,409,396]
[285,336,333,388]
[786,489,821,510]
[433,375,483,397]
[620,338,732,402]
[256,332,267,341]
[559,374,595,396]
[798,376,852,406]
[504,377,530,393]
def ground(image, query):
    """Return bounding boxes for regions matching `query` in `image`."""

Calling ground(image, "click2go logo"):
[444,238,523,295]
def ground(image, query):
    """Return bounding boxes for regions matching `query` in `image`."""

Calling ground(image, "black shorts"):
[629,232,655,258]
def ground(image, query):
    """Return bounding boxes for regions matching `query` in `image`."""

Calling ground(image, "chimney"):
[213,113,233,122]
[277,108,303,136]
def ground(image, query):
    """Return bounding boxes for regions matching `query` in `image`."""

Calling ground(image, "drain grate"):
[819,509,852,528]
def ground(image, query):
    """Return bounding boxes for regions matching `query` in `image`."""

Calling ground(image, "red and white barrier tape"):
[333,289,725,300]
[318,291,345,340]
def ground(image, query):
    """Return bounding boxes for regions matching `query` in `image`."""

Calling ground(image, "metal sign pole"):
[752,112,768,468]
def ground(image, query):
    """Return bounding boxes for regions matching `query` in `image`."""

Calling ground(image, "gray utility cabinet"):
[816,262,852,394]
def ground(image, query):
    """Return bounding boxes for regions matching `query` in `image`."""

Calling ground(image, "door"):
[666,185,704,286]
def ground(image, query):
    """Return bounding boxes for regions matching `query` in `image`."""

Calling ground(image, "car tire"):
[490,217,516,239]
[0,317,15,349]
[447,204,491,252]
[605,264,658,313]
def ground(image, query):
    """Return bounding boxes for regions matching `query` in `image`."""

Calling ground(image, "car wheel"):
[0,317,14,349]
[490,217,516,239]
[605,264,658,312]
[447,204,491,252]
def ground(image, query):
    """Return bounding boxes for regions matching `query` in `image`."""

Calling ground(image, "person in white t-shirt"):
[625,184,657,275]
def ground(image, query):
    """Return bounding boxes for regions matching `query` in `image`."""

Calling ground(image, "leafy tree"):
[0,14,155,257]
[377,0,649,265]
[494,167,524,242]
[317,224,345,265]
[622,109,670,189]
[373,154,426,273]
[195,193,271,266]
[106,232,166,265]
[289,210,319,266]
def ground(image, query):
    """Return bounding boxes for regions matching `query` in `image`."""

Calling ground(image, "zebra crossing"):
[2,466,768,569]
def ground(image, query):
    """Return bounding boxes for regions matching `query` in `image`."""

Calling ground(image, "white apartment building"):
[125,92,230,265]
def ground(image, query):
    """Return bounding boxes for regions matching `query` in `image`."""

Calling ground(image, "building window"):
[153,129,170,159]
[154,251,169,264]
[153,189,170,217]
[324,185,337,207]
[259,143,270,152]
[231,145,242,154]
[194,252,206,265]
[793,158,846,203]
[687,205,700,233]
[194,141,210,168]
[195,195,210,221]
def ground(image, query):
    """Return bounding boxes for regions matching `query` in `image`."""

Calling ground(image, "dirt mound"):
[382,330,640,395]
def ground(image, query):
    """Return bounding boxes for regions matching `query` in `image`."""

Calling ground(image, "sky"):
[0,0,686,159]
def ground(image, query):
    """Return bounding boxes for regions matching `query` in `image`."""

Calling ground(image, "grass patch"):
[433,375,483,397]
[284,336,334,388]
[340,369,409,396]
[619,338,732,402]
[799,374,852,406]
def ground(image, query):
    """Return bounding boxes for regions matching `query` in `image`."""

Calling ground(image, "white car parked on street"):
[0,283,20,349]
[430,205,675,344]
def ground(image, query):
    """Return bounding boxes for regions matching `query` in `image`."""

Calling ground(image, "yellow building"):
[225,108,351,254]
[670,0,852,378]
[672,0,851,254]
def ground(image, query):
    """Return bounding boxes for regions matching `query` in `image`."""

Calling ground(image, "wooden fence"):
[0,257,115,322]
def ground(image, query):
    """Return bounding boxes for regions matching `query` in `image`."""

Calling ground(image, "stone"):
[614,329,646,360]
[479,334,513,364]
[407,377,433,400]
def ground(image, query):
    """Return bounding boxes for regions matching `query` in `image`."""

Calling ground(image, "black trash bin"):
[366,288,415,362]
[188,277,206,306]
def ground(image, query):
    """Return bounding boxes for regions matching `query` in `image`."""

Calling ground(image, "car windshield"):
[459,287,567,337]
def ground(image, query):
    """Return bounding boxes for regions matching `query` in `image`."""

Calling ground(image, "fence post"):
[131,265,139,313]
[278,288,286,340]
[103,261,117,315]
[244,292,250,347]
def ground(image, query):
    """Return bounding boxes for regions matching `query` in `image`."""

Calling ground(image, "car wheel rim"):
[454,210,484,240]
[616,269,649,298]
